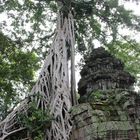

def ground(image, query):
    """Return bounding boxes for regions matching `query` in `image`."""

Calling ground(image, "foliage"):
[106,41,140,83]
[0,32,40,120]
[73,0,140,52]
[0,0,140,55]
[17,100,53,139]
[88,89,130,105]
[0,0,58,59]
[88,90,101,102]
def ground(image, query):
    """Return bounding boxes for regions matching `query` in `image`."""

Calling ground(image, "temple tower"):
[78,47,135,103]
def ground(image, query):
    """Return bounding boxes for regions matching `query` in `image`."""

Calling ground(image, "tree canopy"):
[0,32,39,120]
[0,0,140,54]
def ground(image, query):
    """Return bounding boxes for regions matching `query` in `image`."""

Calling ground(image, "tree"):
[0,32,40,120]
[0,8,73,139]
[0,0,140,139]
[106,41,140,88]
[0,0,140,115]
[0,0,140,117]
[0,0,140,53]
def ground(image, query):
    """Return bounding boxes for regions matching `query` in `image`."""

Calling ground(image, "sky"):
[121,1,140,15]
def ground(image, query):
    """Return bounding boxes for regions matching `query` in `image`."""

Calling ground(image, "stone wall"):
[70,90,140,140]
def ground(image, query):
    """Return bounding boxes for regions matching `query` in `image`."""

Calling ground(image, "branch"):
[1,127,26,140]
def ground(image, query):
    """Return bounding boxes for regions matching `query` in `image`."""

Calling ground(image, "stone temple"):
[70,47,140,140]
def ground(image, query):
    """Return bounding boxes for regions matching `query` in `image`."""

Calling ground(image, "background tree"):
[0,32,40,120]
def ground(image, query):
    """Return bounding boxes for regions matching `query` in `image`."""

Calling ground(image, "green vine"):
[17,100,53,139]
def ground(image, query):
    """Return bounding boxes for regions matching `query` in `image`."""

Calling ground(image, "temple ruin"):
[70,47,140,140]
